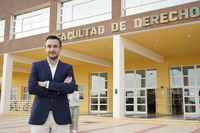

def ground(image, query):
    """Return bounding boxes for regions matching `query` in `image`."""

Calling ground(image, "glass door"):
[136,89,147,113]
[166,87,172,114]
[184,88,196,114]
[90,72,107,112]
[147,89,156,114]
[172,88,183,114]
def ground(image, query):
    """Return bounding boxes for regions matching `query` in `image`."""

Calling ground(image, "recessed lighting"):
[108,46,112,48]
[173,50,176,52]
[131,55,133,57]
[155,40,159,42]
[89,49,93,51]
[187,35,191,37]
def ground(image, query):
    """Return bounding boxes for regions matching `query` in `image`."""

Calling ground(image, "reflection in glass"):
[136,70,145,78]
[126,6,141,16]
[100,98,107,104]
[137,90,145,96]
[91,81,99,89]
[184,88,195,96]
[184,77,195,86]
[137,98,145,104]
[125,70,134,79]
[136,79,146,88]
[147,78,156,87]
[100,73,107,80]
[126,91,134,97]
[99,13,111,21]
[160,0,179,8]
[79,92,84,100]
[170,77,182,86]
[91,105,98,111]
[142,0,160,4]
[198,76,200,86]
[197,65,200,75]
[100,91,107,97]
[78,84,84,91]
[125,0,141,8]
[125,80,134,88]
[183,66,194,75]
[100,81,107,89]
[185,97,195,104]
[126,105,134,111]
[126,98,134,104]
[170,67,181,76]
[91,73,99,81]
[72,19,84,27]
[85,16,98,24]
[91,91,98,97]
[142,2,160,12]
[137,105,146,112]
[91,98,98,104]
[147,69,156,78]
[100,105,107,111]
[185,106,196,113]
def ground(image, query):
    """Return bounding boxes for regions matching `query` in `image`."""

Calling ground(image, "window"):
[23,87,31,100]
[76,84,84,100]
[59,0,111,29]
[90,72,107,112]
[0,18,5,42]
[12,6,50,39]
[11,87,17,100]
[123,0,198,16]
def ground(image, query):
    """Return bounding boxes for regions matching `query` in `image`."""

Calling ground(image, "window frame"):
[11,87,17,101]
[57,0,112,29]
[0,18,5,42]
[10,4,50,40]
[22,86,31,101]
[76,83,84,101]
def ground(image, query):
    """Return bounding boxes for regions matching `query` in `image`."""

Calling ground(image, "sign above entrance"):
[57,6,200,41]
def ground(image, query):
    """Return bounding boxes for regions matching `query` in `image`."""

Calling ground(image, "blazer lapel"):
[42,59,52,80]
[53,60,64,81]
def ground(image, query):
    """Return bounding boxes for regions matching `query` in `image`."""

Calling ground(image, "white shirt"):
[46,58,59,88]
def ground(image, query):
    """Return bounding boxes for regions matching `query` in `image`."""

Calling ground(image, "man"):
[28,35,76,133]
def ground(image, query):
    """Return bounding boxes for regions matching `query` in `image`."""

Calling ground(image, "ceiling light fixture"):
[108,46,112,48]
[131,55,133,57]
[89,49,93,51]
[173,50,176,52]
[187,35,191,37]
[155,40,159,42]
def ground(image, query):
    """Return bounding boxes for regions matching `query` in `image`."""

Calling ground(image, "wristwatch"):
[44,81,48,88]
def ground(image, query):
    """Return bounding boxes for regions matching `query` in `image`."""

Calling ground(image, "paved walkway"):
[0,114,200,133]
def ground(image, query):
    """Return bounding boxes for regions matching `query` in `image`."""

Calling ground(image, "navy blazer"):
[28,59,76,125]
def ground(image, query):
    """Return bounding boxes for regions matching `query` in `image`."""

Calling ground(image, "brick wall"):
[0,0,199,54]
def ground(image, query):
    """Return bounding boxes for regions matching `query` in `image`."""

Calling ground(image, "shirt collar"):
[46,58,59,68]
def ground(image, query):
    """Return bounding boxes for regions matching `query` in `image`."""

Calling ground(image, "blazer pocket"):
[61,99,69,105]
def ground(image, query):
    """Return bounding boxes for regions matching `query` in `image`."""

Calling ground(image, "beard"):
[48,52,59,60]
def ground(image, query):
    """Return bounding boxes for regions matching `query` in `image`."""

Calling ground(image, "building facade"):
[0,0,200,118]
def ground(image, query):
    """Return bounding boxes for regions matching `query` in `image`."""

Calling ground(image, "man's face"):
[45,39,62,60]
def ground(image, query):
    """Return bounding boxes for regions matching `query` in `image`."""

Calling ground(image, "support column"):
[0,54,13,114]
[113,35,125,118]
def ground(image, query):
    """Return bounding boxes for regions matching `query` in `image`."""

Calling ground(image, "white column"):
[113,35,125,118]
[0,54,13,114]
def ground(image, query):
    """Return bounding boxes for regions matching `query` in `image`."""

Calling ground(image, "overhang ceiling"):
[0,22,199,68]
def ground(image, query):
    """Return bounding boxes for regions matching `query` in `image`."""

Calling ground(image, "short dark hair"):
[45,35,62,47]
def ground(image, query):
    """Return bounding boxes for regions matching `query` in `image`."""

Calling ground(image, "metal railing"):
[10,100,33,114]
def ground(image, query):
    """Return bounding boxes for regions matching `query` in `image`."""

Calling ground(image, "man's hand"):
[64,76,72,83]
[38,81,45,87]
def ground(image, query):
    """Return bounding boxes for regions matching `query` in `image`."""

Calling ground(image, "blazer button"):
[51,99,53,101]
